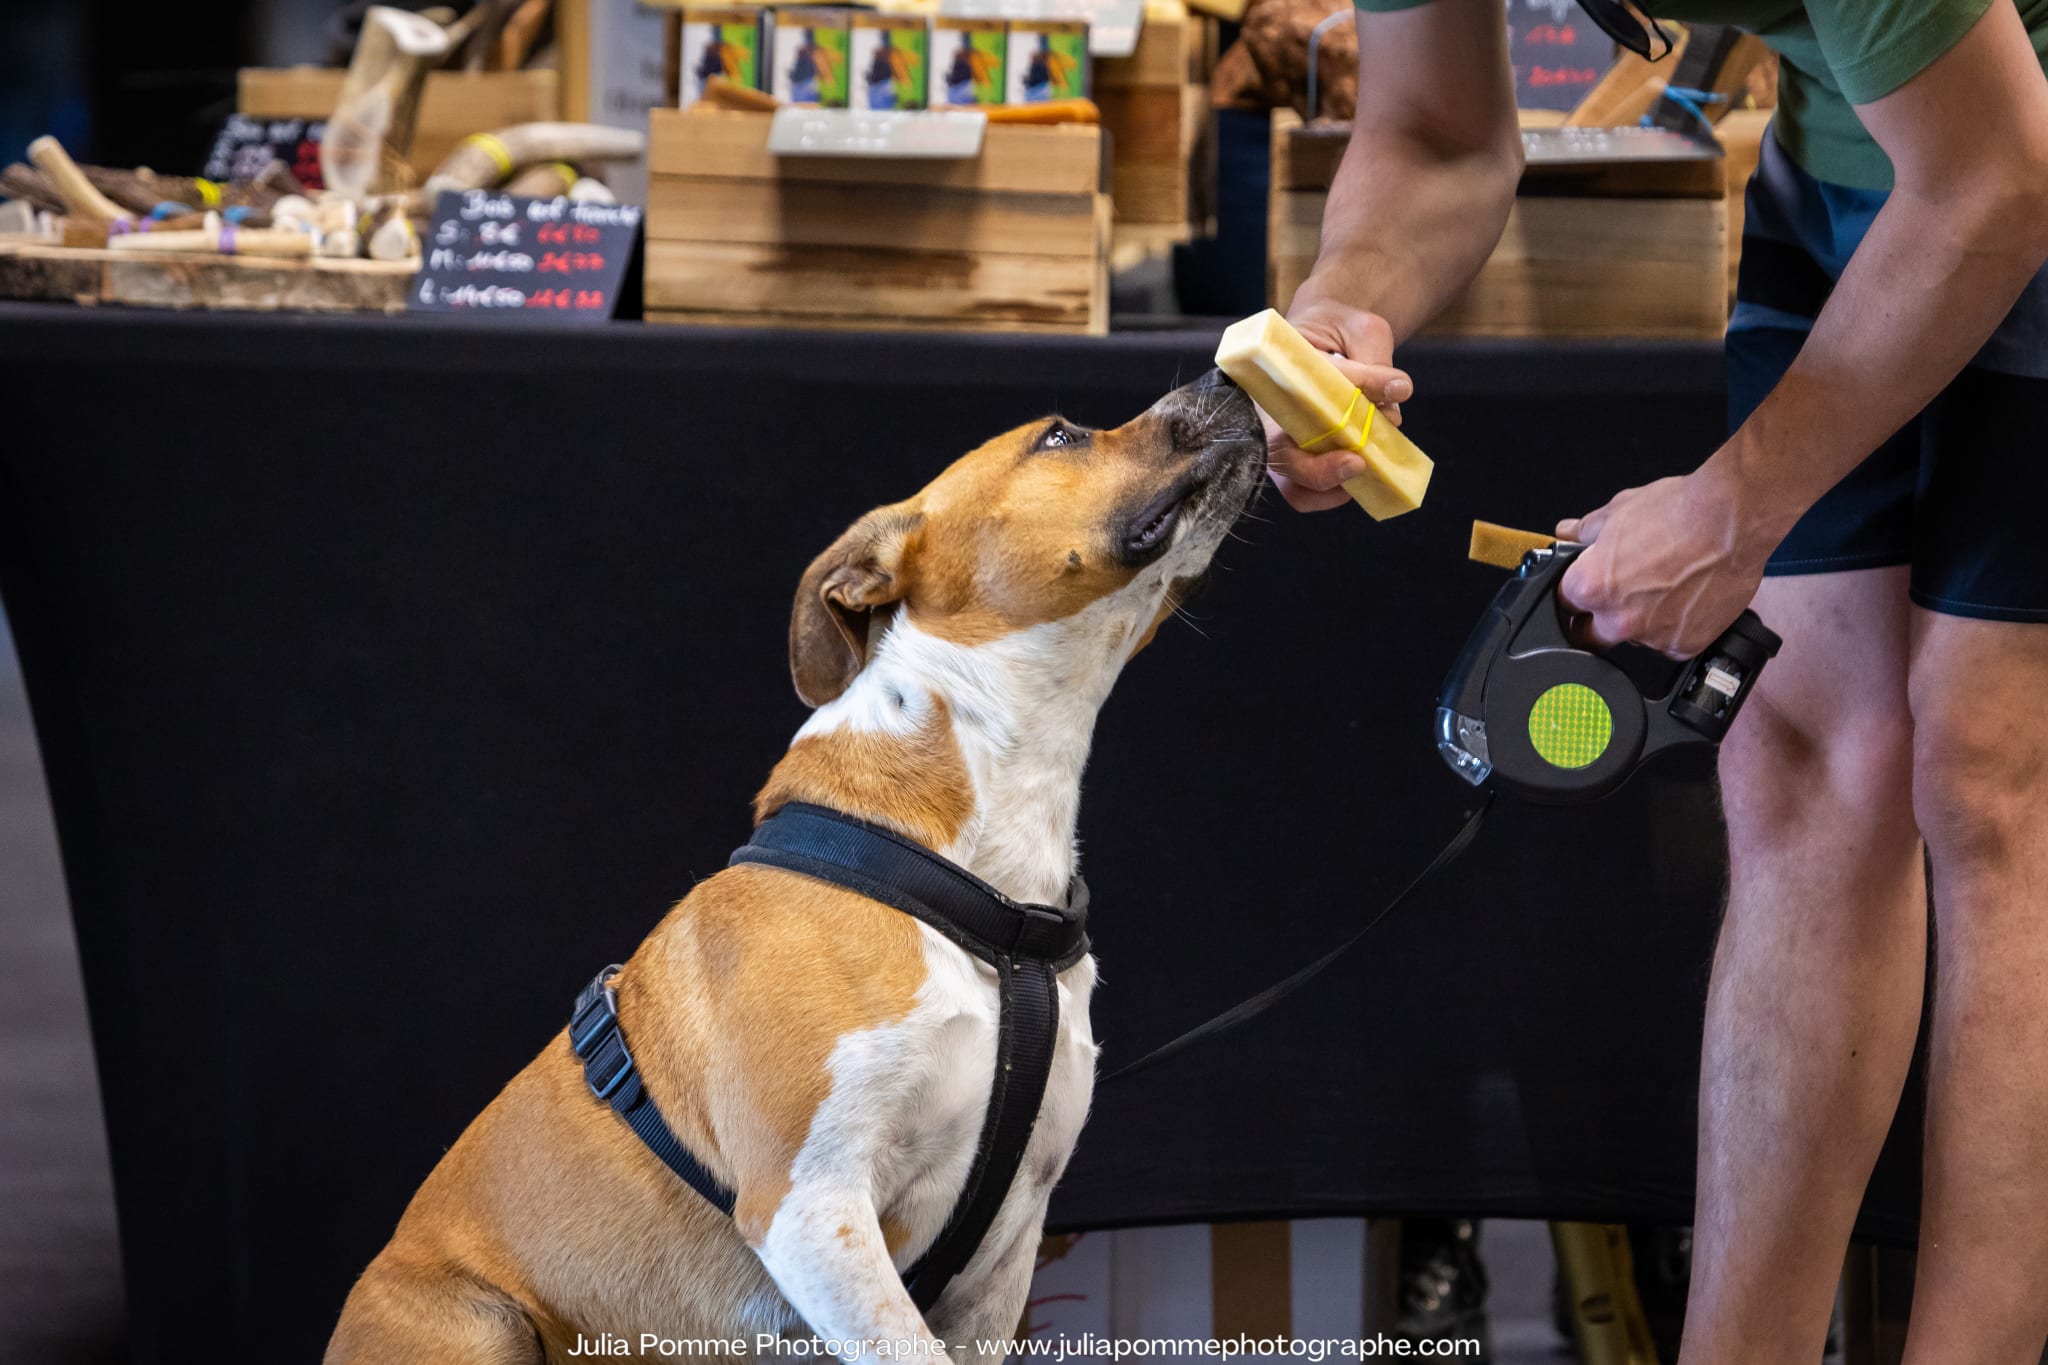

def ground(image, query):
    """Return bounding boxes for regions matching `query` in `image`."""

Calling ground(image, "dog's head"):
[790,371,1264,706]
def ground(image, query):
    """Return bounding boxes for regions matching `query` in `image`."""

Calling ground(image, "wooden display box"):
[237,68,561,179]
[1268,111,1728,339]
[1096,2,1216,240]
[644,108,1110,334]
[0,242,413,314]
[1717,107,1772,313]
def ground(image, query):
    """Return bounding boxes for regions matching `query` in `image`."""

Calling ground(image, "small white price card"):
[765,107,990,159]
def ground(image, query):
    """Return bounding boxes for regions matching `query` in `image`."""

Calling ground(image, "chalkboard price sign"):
[410,191,644,322]
[1507,0,1615,112]
[204,114,325,190]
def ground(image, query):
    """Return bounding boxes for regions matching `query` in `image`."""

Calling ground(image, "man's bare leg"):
[1901,613,2048,1364]
[1679,568,1927,1365]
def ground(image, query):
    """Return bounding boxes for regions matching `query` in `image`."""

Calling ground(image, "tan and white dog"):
[326,372,1264,1364]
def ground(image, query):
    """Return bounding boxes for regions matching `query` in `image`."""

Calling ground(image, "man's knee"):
[1910,689,2044,874]
[1720,691,1916,851]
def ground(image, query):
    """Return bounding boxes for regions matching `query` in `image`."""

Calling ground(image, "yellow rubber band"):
[1302,385,1366,451]
[550,161,579,186]
[467,133,515,179]
[194,178,222,208]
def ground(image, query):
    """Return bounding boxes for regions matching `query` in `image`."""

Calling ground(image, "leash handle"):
[1652,609,1783,749]
[1098,795,1495,1087]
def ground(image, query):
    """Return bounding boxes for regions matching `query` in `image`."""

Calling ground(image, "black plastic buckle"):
[1014,905,1077,961]
[571,966,638,1103]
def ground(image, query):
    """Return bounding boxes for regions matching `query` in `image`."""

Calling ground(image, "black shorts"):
[1728,135,2048,622]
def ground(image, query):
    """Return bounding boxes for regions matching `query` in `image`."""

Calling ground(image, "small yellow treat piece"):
[1468,520,1557,569]
[1214,308,1433,520]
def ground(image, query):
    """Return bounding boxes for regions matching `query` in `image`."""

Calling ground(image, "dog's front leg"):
[754,1183,939,1361]
[922,1210,1047,1365]
[926,1255,1034,1365]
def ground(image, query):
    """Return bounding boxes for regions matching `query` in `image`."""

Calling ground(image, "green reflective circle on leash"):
[1528,682,1612,769]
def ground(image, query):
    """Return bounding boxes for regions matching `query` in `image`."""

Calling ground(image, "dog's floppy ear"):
[790,505,922,707]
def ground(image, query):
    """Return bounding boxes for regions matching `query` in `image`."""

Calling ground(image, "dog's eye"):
[1040,422,1083,449]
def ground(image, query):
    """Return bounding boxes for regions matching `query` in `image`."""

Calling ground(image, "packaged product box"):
[678,5,766,107]
[770,7,852,107]
[1006,19,1089,103]
[929,16,1006,107]
[850,12,930,111]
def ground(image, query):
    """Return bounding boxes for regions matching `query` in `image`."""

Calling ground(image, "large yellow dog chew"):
[1468,520,1557,569]
[1213,308,1434,520]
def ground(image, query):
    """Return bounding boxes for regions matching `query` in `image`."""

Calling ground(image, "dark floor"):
[0,610,1562,1365]
[0,612,127,1364]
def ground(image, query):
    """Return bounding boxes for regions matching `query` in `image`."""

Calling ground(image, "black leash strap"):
[1099,795,1495,1086]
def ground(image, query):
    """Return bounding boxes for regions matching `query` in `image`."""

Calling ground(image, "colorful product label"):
[772,11,851,108]
[851,18,929,112]
[929,21,1006,108]
[1006,22,1088,103]
[678,8,763,107]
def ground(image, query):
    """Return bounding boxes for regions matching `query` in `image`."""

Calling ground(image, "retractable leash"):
[1436,542,1781,804]
[1104,542,1781,1086]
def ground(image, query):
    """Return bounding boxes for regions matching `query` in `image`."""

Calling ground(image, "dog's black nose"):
[1167,366,1255,452]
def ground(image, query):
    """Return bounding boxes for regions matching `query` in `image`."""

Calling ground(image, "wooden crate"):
[1096,2,1215,237]
[237,68,561,179]
[644,108,1109,334]
[1717,107,1772,313]
[1268,112,1728,339]
[0,241,413,314]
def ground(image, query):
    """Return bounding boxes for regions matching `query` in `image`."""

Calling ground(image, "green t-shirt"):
[1352,0,2048,189]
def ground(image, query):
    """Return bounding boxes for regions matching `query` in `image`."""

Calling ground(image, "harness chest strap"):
[571,802,1090,1316]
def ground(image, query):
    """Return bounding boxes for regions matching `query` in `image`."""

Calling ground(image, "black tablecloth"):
[0,304,1924,1363]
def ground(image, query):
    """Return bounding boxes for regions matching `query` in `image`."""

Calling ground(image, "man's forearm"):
[1718,170,2048,543]
[1289,126,1522,343]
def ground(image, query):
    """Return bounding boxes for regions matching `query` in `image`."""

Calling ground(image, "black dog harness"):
[570,802,1090,1313]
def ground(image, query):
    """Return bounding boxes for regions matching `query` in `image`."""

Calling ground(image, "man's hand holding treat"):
[1256,302,1415,513]
[1215,307,1432,520]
